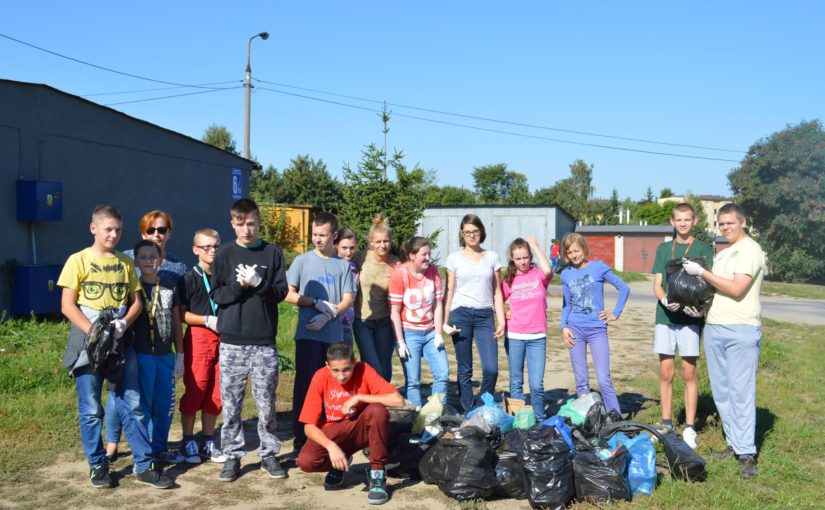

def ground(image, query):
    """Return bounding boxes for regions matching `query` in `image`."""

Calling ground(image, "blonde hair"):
[561,233,589,263]
[193,228,220,245]
[369,213,392,240]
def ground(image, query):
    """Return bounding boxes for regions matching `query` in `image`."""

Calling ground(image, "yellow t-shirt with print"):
[706,236,766,327]
[57,248,140,310]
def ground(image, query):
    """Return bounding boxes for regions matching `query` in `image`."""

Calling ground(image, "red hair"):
[138,210,174,235]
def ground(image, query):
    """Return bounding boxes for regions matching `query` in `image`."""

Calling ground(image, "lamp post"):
[244,31,269,160]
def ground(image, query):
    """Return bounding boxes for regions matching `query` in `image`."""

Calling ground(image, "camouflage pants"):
[219,343,281,460]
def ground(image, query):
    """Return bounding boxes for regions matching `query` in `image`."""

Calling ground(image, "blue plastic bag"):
[608,432,656,495]
[541,415,574,453]
[466,393,514,433]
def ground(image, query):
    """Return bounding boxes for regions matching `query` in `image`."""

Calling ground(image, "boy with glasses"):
[58,204,173,489]
[177,229,226,463]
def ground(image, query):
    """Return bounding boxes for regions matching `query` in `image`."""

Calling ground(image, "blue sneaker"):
[179,439,201,464]
[201,440,227,463]
[367,469,389,505]
[155,449,184,464]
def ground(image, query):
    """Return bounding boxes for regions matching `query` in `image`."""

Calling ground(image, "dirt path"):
[11,283,662,510]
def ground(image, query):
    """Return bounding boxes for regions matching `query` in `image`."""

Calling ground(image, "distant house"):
[576,225,675,273]
[1,79,255,315]
[420,205,576,264]
[657,194,732,235]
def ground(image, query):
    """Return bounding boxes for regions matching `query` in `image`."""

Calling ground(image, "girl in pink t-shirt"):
[502,235,553,420]
[389,237,449,408]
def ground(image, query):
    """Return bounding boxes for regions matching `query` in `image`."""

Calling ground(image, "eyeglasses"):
[462,230,481,238]
[80,281,129,301]
[145,227,169,235]
[195,244,220,251]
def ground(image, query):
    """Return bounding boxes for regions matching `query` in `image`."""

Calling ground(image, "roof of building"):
[576,225,674,234]
[1,78,255,168]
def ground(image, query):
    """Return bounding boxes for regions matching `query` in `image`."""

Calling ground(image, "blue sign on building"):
[232,168,243,199]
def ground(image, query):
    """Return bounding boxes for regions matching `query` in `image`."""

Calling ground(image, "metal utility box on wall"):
[16,181,63,222]
[11,265,63,315]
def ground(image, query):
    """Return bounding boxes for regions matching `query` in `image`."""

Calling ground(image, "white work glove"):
[442,324,461,335]
[110,319,128,340]
[683,305,704,318]
[681,259,705,277]
[237,264,263,288]
[314,299,338,319]
[204,315,219,333]
[660,297,681,312]
[396,341,410,359]
[434,334,445,349]
[174,353,184,381]
[306,312,332,331]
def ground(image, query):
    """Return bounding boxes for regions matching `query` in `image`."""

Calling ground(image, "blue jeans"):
[399,329,450,408]
[704,324,761,455]
[76,346,152,472]
[505,337,547,420]
[450,306,498,413]
[352,317,395,382]
[105,352,176,454]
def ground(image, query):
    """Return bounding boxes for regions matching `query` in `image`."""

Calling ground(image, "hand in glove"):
[660,297,681,312]
[238,264,262,288]
[204,315,219,333]
[174,353,185,380]
[110,319,128,340]
[314,299,338,319]
[306,312,332,331]
[396,341,410,359]
[681,259,705,277]
[683,305,704,318]
[442,324,461,336]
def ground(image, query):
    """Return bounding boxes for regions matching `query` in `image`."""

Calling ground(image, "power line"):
[0,32,228,90]
[257,86,741,163]
[104,86,240,106]
[81,81,241,97]
[255,78,744,154]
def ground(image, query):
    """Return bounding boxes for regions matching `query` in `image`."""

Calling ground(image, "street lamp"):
[244,31,269,160]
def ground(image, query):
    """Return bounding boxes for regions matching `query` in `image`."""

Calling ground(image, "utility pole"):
[244,31,269,160]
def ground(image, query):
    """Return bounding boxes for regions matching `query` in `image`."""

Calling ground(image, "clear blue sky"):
[3,1,823,200]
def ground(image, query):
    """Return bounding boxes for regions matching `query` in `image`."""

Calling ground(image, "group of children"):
[61,197,748,502]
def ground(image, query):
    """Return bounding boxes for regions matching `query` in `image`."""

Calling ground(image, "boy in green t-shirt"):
[58,204,173,489]
[651,202,713,449]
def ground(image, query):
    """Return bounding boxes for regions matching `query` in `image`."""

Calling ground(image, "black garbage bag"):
[599,421,707,482]
[666,258,715,312]
[387,406,417,451]
[504,425,575,509]
[572,445,632,504]
[418,427,498,501]
[494,452,529,500]
[85,308,124,384]
[387,433,429,479]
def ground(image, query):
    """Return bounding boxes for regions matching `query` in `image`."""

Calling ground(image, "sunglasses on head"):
[146,227,169,235]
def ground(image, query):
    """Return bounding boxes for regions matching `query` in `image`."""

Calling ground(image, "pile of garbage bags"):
[387,391,706,507]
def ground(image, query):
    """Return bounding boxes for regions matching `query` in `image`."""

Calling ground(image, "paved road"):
[550,278,825,326]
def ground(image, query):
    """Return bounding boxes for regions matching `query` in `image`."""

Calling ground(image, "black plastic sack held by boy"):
[666,257,715,312]
[84,307,124,384]
[572,444,632,504]
[504,424,575,509]
[418,426,499,501]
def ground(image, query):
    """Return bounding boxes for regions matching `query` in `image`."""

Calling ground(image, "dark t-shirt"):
[652,239,714,326]
[132,280,179,355]
[178,265,216,317]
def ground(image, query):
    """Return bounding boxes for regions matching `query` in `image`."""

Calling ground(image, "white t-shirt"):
[445,250,502,310]
[706,236,766,327]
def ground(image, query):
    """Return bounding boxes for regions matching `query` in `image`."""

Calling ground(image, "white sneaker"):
[179,439,202,464]
[201,440,227,463]
[682,427,698,449]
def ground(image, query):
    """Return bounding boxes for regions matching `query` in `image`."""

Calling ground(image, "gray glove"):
[683,305,704,318]
[314,299,337,319]
[306,313,332,331]
[660,297,681,312]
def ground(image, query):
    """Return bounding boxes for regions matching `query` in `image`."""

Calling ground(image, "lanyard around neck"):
[198,263,218,315]
[140,282,161,349]
[672,237,695,260]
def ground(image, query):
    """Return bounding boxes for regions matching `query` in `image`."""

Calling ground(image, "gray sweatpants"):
[219,343,281,460]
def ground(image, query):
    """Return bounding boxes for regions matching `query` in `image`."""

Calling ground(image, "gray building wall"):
[419,205,576,264]
[1,80,254,314]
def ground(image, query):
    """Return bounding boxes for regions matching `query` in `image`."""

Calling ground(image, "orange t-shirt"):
[388,263,443,331]
[299,362,397,428]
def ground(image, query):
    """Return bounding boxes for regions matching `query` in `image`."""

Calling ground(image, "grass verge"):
[761,281,825,299]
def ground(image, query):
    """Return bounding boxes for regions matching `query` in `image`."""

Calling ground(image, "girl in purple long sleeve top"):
[560,233,629,413]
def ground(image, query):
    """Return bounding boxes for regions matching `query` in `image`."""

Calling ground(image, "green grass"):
[761,281,825,299]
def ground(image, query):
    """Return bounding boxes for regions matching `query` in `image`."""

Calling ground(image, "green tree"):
[659,187,674,199]
[250,164,282,203]
[605,188,621,225]
[424,185,476,206]
[251,156,343,213]
[685,194,714,246]
[641,186,655,204]
[728,120,825,282]
[472,163,530,204]
[637,200,676,225]
[532,159,595,220]
[340,145,434,251]
[201,124,238,154]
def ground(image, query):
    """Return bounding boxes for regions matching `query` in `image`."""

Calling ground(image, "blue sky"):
[3,1,822,200]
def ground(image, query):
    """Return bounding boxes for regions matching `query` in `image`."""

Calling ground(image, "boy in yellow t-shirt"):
[58,204,173,489]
